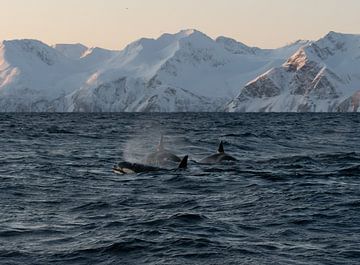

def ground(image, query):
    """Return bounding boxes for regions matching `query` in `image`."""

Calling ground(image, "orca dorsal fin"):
[218,141,225,153]
[178,155,188,169]
[157,135,165,151]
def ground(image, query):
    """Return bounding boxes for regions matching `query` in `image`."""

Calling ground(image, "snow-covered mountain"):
[0,30,359,112]
[0,39,120,111]
[227,32,360,112]
[66,29,308,112]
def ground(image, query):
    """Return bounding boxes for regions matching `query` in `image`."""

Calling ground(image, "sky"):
[0,0,359,50]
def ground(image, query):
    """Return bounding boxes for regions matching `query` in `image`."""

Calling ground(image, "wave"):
[261,152,360,167]
[70,201,112,212]
[46,125,74,134]
[0,228,63,237]
[338,165,360,176]
[169,213,208,223]
[71,239,154,256]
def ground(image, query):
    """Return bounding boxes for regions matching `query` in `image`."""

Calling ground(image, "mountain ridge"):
[0,30,359,112]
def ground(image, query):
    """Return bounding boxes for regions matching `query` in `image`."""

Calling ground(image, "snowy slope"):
[227,32,360,112]
[0,39,83,111]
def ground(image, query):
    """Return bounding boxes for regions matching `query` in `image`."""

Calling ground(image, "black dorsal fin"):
[157,135,165,151]
[218,141,225,153]
[178,155,188,169]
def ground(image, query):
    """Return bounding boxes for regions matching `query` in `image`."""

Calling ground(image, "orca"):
[145,136,182,166]
[198,141,237,164]
[113,156,188,175]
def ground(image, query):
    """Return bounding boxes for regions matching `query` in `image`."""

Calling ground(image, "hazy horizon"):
[1,0,359,49]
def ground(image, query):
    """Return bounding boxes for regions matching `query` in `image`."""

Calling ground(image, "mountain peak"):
[160,29,212,42]
[1,39,63,66]
[282,39,310,48]
[78,47,118,71]
[216,36,258,55]
[308,31,360,61]
[53,43,87,49]
[123,29,214,57]
[325,31,345,39]
[322,31,360,42]
[53,43,89,59]
[178,29,197,36]
[2,39,49,49]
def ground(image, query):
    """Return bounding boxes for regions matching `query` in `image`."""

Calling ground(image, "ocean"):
[0,113,359,265]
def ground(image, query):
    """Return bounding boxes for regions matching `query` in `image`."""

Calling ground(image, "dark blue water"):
[1,113,360,265]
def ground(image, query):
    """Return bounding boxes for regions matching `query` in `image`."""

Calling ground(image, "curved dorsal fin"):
[178,155,188,169]
[218,141,225,153]
[157,135,165,151]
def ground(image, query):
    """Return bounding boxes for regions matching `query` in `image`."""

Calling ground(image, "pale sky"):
[1,0,359,50]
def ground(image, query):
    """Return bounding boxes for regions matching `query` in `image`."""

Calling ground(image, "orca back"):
[199,141,237,164]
